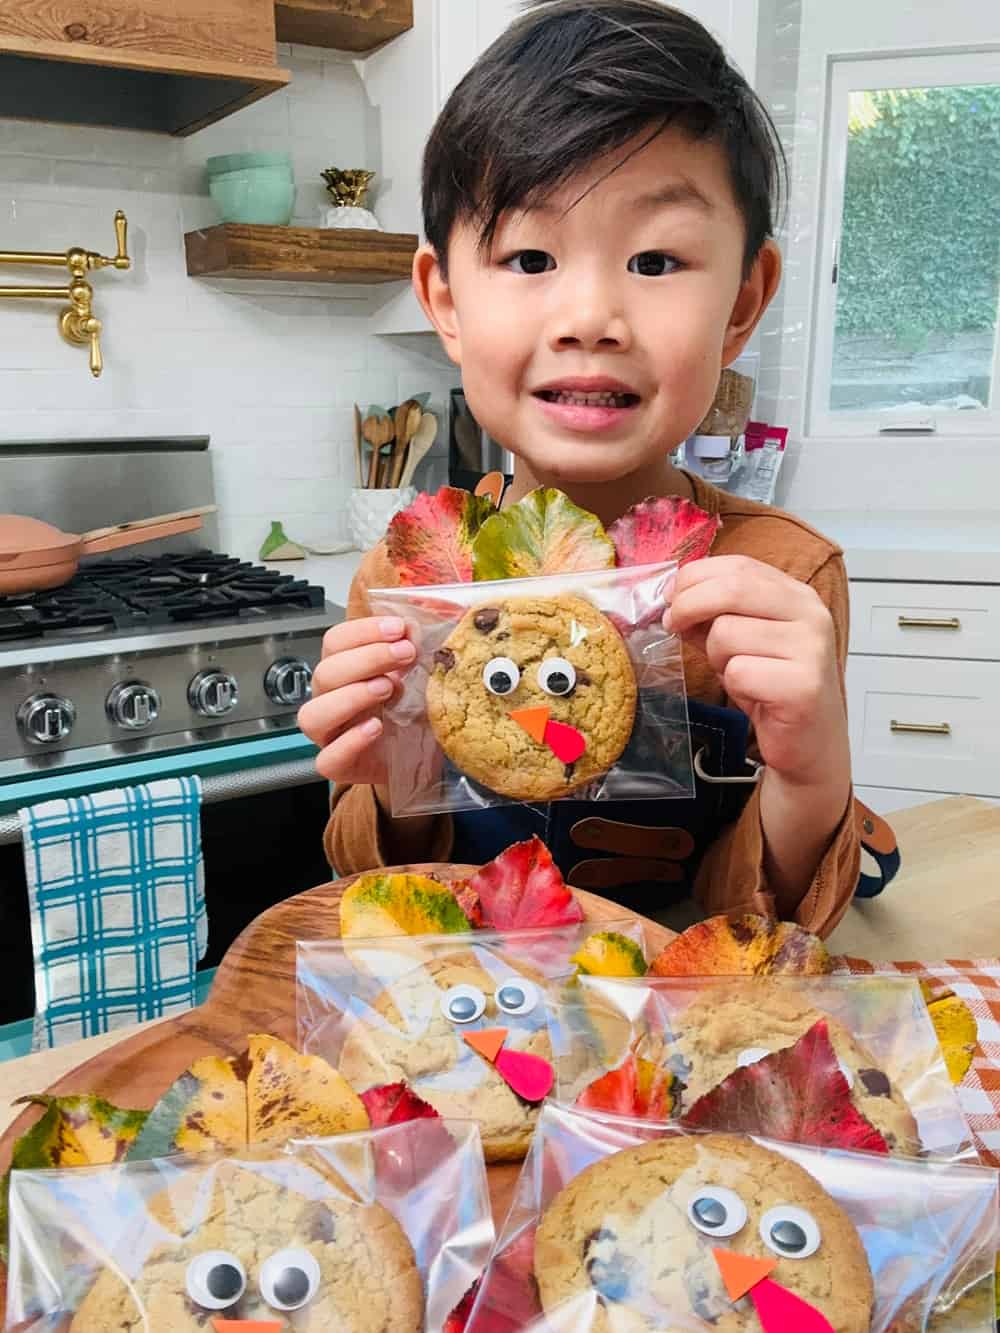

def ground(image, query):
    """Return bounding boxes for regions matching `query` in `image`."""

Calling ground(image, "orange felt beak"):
[509,705,549,743]
[212,1321,283,1332]
[713,1249,777,1302]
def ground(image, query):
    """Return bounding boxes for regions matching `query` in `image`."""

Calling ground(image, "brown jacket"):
[323,473,860,937]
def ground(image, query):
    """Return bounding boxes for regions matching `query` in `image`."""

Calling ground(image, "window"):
[809,52,1000,438]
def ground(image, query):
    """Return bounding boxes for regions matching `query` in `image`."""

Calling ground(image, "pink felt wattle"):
[543,719,586,764]
[749,1277,835,1333]
[494,1048,554,1102]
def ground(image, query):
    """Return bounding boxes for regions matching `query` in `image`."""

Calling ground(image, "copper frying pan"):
[0,507,217,596]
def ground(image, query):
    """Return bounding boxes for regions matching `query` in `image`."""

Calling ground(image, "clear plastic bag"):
[468,1102,999,1332]
[551,975,976,1163]
[296,924,645,1164]
[6,1118,492,1332]
[367,561,693,817]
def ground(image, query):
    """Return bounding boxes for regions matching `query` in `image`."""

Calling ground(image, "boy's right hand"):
[297,616,416,786]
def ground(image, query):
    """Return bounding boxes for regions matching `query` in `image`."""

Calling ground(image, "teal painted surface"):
[0,968,218,1064]
[0,733,318,815]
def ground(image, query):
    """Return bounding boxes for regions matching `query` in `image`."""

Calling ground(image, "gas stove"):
[0,440,340,781]
[0,550,334,779]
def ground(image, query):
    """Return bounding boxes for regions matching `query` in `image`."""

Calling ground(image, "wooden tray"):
[0,866,675,1231]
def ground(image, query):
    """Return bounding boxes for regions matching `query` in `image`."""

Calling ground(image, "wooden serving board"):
[0,866,675,1232]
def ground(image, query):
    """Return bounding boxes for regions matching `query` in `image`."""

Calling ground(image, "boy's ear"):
[721,239,782,363]
[412,243,462,366]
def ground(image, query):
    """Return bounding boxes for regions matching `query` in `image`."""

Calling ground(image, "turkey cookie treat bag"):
[553,975,976,1163]
[6,1118,493,1332]
[367,486,715,817]
[466,1102,998,1333]
[296,924,643,1164]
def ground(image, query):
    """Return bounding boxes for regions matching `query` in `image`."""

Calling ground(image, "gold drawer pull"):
[897,615,961,630]
[890,720,952,736]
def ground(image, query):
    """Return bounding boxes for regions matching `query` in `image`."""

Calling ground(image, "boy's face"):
[415,126,780,487]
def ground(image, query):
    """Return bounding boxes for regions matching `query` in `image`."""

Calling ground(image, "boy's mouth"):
[536,388,639,408]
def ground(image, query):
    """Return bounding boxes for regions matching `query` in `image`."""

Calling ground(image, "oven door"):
[0,733,332,1031]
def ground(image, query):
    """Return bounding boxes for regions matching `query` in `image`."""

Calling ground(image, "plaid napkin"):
[19,777,207,1051]
[841,956,1000,1166]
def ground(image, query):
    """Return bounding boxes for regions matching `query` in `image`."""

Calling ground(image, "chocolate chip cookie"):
[425,594,637,801]
[535,1133,873,1332]
[71,1156,422,1331]
[666,986,921,1154]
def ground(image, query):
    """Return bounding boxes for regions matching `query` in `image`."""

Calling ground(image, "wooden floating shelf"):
[184,224,418,284]
[274,0,413,53]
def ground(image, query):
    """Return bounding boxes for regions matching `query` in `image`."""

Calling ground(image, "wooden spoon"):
[399,411,438,487]
[388,399,419,488]
[363,413,394,487]
[353,404,365,486]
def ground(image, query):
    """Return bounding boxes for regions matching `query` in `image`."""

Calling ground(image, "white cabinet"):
[846,576,1000,810]
[362,0,759,334]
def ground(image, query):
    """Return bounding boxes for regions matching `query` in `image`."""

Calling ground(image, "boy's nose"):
[548,277,631,352]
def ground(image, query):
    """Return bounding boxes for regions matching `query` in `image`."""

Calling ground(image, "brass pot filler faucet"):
[0,210,131,378]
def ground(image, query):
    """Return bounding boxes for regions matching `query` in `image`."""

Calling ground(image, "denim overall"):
[449,698,897,910]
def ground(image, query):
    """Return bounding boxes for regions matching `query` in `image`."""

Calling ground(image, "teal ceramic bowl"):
[209,168,296,225]
[206,151,293,177]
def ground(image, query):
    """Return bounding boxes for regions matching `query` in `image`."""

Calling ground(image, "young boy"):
[299,0,865,937]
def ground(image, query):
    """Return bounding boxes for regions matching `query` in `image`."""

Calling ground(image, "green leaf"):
[472,488,616,580]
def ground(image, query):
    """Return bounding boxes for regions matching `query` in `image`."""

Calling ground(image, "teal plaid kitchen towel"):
[19,776,207,1050]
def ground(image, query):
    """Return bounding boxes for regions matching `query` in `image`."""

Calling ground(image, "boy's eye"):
[627,251,680,277]
[506,249,555,275]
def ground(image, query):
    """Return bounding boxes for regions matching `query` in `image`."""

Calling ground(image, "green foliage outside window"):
[836,85,1000,341]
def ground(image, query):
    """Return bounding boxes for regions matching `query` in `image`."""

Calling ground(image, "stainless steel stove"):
[0,439,338,780]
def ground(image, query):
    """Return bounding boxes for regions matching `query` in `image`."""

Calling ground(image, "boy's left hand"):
[664,554,850,788]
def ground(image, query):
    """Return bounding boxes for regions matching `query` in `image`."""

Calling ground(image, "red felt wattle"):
[466,835,583,930]
[494,1048,554,1102]
[360,1081,441,1126]
[543,719,586,764]
[607,495,720,568]
[682,1020,890,1154]
[749,1276,836,1333]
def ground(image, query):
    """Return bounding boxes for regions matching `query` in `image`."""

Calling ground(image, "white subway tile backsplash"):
[0,49,459,559]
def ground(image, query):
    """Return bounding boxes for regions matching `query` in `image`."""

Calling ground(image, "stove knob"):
[188,669,239,718]
[264,657,313,706]
[107,681,161,731]
[17,693,76,746]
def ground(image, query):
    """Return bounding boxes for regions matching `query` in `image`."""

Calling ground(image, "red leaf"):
[450,879,484,928]
[466,1227,541,1332]
[360,1081,440,1126]
[683,1020,890,1154]
[386,487,494,586]
[608,496,720,568]
[467,836,583,930]
[443,1280,480,1333]
[576,1054,677,1121]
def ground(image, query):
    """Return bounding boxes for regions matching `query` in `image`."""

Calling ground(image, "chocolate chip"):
[434,647,456,671]
[473,607,500,633]
[584,1228,633,1305]
[859,1068,892,1098]
[576,669,592,686]
[304,1202,336,1243]
[564,762,576,781]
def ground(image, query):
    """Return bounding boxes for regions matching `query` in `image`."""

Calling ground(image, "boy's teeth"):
[542,390,634,407]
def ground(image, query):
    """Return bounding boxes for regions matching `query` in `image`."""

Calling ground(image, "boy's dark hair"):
[422,0,785,278]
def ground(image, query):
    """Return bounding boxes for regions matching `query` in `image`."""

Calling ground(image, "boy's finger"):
[314,716,383,783]
[322,615,406,657]
[669,572,816,634]
[298,679,394,747]
[312,638,416,694]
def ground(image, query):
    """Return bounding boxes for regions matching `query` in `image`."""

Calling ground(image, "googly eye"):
[483,656,520,696]
[495,978,540,1016]
[259,1247,321,1311]
[537,657,577,697]
[441,983,487,1024]
[687,1186,748,1238]
[185,1251,246,1310]
[760,1205,821,1259]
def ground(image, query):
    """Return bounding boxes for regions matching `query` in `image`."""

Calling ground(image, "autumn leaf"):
[650,913,831,977]
[360,1082,440,1127]
[472,488,616,580]
[466,836,584,930]
[608,496,720,567]
[386,487,494,585]
[575,1053,678,1121]
[340,871,475,937]
[683,1019,890,1154]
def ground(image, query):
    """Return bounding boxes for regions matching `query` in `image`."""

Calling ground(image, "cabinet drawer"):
[849,581,1000,660]
[847,656,1000,796]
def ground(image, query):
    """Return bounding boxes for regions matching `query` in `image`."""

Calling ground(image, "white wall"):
[0,44,459,559]
[759,0,1000,515]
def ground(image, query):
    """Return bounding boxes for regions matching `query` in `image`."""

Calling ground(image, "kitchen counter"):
[791,509,1000,583]
[1,796,998,1135]
[263,549,364,613]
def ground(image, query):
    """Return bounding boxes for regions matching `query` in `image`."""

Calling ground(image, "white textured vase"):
[320,205,382,230]
[347,486,417,550]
